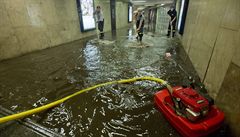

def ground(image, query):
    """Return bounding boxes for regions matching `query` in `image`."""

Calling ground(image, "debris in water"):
[165,52,172,59]
[11,105,18,110]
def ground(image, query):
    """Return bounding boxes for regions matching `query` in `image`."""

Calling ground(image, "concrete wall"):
[0,0,130,61]
[180,0,240,98]
[116,1,129,29]
[216,63,240,136]
[0,0,92,61]
[180,0,239,135]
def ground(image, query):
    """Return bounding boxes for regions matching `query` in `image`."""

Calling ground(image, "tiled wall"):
[155,6,169,35]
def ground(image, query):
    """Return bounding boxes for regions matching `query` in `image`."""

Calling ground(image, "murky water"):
[0,28,230,136]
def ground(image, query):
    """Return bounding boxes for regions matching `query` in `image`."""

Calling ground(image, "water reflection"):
[83,44,101,71]
[128,29,133,41]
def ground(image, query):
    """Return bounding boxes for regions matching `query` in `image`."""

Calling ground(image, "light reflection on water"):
[83,44,101,71]
[42,83,172,137]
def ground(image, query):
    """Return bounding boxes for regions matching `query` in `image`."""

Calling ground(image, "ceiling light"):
[134,1,146,3]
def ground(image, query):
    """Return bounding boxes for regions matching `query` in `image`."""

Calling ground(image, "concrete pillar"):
[110,0,116,31]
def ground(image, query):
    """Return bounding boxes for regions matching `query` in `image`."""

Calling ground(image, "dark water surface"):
[0,29,230,137]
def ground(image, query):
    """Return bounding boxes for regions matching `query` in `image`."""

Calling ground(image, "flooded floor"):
[0,28,231,137]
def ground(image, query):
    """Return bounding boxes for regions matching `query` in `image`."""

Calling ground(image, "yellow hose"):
[0,76,172,124]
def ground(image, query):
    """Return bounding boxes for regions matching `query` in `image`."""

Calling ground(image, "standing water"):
[0,28,230,136]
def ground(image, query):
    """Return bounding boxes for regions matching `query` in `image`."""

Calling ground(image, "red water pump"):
[172,87,210,122]
[154,77,224,137]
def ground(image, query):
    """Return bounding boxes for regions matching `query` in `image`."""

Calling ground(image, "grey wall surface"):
[180,0,240,98]
[116,1,129,29]
[0,0,130,61]
[179,0,240,136]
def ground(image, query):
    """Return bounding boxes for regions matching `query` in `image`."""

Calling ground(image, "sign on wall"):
[76,0,96,32]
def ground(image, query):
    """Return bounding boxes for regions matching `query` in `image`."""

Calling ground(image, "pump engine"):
[172,87,210,122]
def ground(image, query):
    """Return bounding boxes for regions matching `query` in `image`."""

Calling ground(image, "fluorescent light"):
[161,4,164,6]
[134,1,146,2]
[178,0,185,31]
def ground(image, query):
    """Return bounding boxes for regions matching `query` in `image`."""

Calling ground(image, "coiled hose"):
[0,76,172,124]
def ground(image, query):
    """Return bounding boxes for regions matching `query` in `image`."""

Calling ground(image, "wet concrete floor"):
[0,28,232,137]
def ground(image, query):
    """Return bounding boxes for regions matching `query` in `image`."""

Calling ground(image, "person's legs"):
[136,22,139,40]
[172,22,176,37]
[167,23,171,37]
[101,19,104,37]
[136,31,139,41]
[138,32,143,45]
[98,22,101,38]
[139,27,144,45]
[98,22,101,32]
[98,20,104,38]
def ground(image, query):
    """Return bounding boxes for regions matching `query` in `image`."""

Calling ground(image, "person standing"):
[133,10,139,38]
[167,6,177,38]
[133,11,139,28]
[136,9,145,45]
[94,6,104,39]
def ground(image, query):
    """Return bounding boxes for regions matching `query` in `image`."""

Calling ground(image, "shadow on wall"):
[216,63,240,137]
